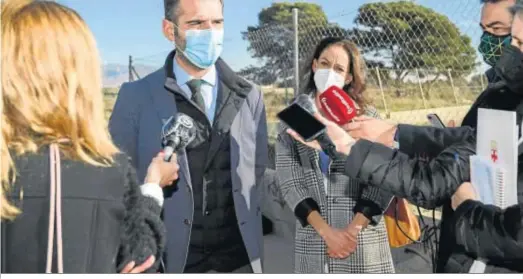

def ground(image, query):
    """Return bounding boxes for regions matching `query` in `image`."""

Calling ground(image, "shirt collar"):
[172,56,216,87]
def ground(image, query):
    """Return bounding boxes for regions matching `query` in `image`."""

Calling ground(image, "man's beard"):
[173,34,205,70]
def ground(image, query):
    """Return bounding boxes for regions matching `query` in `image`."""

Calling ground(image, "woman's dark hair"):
[303,37,369,110]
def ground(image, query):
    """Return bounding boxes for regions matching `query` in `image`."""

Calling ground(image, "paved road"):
[263,234,294,273]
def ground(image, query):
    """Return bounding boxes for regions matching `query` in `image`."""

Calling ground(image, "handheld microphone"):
[161,113,196,162]
[293,94,343,160]
[318,85,359,125]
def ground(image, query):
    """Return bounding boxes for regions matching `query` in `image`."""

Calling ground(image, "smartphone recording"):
[277,103,326,141]
[427,113,446,128]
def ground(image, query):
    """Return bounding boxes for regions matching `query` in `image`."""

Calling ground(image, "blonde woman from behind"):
[1,0,178,273]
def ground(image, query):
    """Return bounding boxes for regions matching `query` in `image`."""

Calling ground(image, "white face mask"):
[313,68,346,93]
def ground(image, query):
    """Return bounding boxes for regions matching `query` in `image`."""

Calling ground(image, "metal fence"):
[107,0,486,141]
[236,0,485,139]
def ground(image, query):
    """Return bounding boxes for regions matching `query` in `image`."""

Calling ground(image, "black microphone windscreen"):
[174,113,196,150]
[161,112,196,151]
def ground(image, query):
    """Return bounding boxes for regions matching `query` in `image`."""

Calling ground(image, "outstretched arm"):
[344,135,475,209]
[117,157,166,273]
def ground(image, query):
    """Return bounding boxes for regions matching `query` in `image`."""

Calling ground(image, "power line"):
[327,9,358,21]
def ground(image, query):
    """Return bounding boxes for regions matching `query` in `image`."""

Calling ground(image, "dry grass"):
[103,87,119,120]
[103,84,475,145]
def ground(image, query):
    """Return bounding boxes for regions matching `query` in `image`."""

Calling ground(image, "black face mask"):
[494,44,523,92]
[478,31,512,66]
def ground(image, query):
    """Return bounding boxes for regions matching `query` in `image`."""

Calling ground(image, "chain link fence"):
[238,0,486,142]
[103,0,486,143]
[99,1,484,220]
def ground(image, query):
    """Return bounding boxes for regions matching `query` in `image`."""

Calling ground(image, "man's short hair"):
[480,0,506,3]
[163,0,224,21]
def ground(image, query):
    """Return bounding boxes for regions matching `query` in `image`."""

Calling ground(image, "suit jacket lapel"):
[204,81,246,171]
[154,75,178,121]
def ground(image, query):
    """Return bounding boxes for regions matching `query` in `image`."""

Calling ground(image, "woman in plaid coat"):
[276,37,394,273]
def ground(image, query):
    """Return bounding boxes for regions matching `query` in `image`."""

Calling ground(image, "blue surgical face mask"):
[172,23,224,69]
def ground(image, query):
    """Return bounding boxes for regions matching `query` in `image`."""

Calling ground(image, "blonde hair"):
[1,0,119,220]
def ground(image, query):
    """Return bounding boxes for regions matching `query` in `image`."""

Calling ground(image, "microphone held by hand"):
[161,113,196,162]
[318,85,358,125]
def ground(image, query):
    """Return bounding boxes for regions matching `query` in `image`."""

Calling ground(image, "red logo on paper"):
[491,150,498,162]
[490,140,498,163]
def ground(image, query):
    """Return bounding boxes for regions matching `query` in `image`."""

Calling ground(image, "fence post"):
[375,67,389,117]
[415,68,428,109]
[292,7,299,97]
[447,68,459,105]
[128,55,133,82]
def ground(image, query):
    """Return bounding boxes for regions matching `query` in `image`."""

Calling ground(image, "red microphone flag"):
[318,85,358,125]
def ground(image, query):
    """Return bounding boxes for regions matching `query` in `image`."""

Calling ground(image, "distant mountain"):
[102,63,158,88]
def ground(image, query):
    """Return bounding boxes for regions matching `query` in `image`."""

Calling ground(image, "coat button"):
[240,221,246,225]
[333,198,339,203]
[184,219,191,225]
[205,210,211,216]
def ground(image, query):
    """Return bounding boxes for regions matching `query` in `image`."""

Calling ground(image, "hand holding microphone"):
[317,85,400,147]
[144,152,180,187]
[143,113,196,187]
[161,113,196,162]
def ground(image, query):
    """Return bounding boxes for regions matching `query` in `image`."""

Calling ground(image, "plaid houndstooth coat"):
[276,106,395,273]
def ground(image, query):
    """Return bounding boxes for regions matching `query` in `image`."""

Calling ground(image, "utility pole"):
[128,55,133,82]
[292,7,299,97]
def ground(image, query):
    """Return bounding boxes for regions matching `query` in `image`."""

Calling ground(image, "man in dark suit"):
[109,0,268,273]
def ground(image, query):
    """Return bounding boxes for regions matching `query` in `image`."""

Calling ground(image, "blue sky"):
[58,0,485,72]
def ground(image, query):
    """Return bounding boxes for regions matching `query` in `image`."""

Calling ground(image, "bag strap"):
[45,144,63,273]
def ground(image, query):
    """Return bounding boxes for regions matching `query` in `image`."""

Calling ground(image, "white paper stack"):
[475,108,519,207]
[468,108,519,273]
